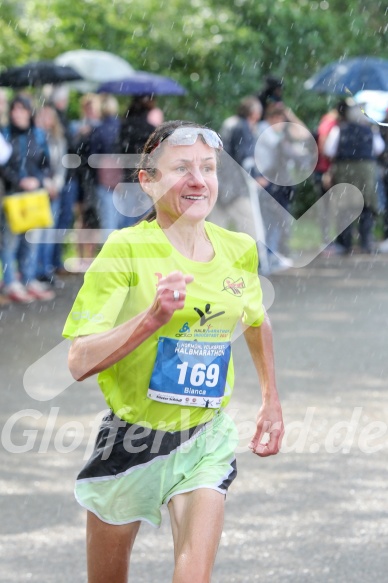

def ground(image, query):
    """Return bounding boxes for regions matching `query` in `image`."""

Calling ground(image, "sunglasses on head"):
[155,127,223,151]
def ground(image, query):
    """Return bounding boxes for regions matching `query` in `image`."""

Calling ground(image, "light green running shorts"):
[75,409,238,527]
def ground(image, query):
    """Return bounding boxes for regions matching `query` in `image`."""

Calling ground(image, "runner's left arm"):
[242,309,284,457]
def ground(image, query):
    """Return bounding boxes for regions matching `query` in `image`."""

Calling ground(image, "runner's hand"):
[149,271,194,326]
[249,401,284,457]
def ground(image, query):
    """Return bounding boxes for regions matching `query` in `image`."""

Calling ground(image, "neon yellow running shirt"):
[63,220,264,431]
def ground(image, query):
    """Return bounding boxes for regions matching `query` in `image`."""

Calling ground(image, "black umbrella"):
[0,61,83,88]
[304,56,388,95]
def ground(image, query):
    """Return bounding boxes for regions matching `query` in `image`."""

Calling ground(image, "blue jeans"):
[260,184,293,255]
[36,196,61,278]
[95,184,150,231]
[1,220,40,285]
[340,206,375,252]
[52,178,79,269]
[96,185,123,232]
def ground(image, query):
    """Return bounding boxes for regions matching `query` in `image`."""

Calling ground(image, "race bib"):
[148,337,231,408]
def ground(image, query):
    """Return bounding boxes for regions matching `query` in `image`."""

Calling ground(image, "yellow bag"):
[2,189,54,234]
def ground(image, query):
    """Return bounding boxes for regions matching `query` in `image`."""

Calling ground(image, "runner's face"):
[148,138,218,224]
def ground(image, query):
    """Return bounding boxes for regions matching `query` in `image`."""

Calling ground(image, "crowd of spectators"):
[213,76,388,270]
[1,76,388,303]
[0,89,160,304]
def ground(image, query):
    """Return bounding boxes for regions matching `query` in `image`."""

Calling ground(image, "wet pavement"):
[1,252,388,582]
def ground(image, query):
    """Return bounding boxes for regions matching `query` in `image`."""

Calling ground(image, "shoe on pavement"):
[54,266,70,276]
[26,279,56,301]
[0,294,11,306]
[4,281,36,304]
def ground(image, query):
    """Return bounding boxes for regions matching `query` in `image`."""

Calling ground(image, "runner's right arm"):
[68,271,193,381]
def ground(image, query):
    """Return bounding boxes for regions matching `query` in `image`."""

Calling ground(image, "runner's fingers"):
[158,272,193,306]
[249,420,271,444]
[159,273,187,292]
[264,428,283,455]
[158,284,186,301]
[256,429,283,457]
[249,422,282,457]
[156,285,187,314]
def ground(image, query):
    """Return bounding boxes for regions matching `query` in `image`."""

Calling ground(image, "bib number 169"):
[177,361,219,387]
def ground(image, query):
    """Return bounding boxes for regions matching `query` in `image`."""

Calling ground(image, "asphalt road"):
[1,253,388,582]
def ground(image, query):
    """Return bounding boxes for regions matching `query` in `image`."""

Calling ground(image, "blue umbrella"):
[304,56,388,95]
[97,71,186,96]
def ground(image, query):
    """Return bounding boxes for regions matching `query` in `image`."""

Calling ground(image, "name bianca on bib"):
[148,337,231,409]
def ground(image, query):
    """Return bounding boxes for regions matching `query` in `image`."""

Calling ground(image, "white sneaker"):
[4,281,35,304]
[26,279,56,301]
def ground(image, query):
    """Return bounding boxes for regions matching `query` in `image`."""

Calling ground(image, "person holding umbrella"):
[63,120,284,583]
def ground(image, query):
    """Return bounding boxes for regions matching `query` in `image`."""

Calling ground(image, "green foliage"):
[1,0,387,128]
[1,0,387,208]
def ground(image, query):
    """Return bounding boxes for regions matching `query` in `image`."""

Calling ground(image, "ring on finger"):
[173,290,180,301]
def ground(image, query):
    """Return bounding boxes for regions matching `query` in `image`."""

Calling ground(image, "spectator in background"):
[0,131,12,165]
[0,89,9,129]
[210,96,263,239]
[49,85,79,274]
[377,109,388,252]
[256,101,311,270]
[120,95,157,157]
[51,85,71,142]
[0,95,55,303]
[324,100,385,254]
[70,93,102,269]
[89,94,123,232]
[119,95,157,226]
[147,100,164,127]
[257,75,284,119]
[313,107,339,251]
[0,131,12,305]
[258,75,310,140]
[34,102,68,284]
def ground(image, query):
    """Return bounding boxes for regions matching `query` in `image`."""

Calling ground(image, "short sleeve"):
[232,235,265,328]
[62,233,134,338]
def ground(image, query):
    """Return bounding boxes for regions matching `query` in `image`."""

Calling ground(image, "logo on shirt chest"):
[222,277,246,296]
[193,303,225,325]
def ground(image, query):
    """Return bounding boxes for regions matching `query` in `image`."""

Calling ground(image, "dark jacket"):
[90,116,122,190]
[120,113,155,183]
[336,122,374,161]
[220,115,257,171]
[0,125,51,194]
[90,116,121,156]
